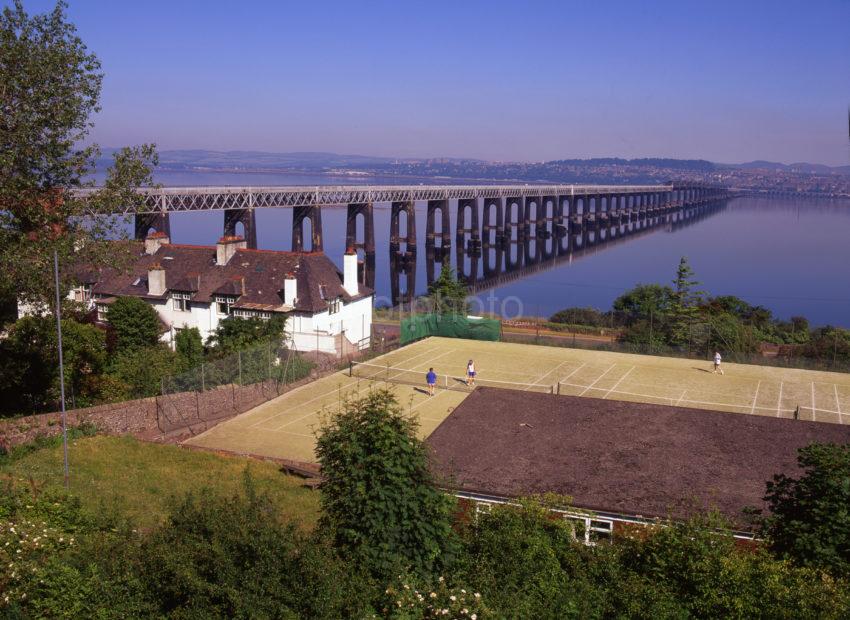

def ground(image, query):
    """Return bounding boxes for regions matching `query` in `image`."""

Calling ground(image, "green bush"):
[138,473,372,618]
[316,388,458,581]
[107,296,162,353]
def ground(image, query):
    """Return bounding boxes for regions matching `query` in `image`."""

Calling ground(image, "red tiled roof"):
[77,241,370,313]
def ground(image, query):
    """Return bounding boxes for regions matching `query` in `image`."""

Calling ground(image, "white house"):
[66,233,373,356]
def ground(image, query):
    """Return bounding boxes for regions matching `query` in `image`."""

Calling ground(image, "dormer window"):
[215,295,236,316]
[172,292,191,312]
[73,284,92,303]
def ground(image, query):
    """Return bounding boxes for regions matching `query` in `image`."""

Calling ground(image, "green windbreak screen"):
[400,313,501,344]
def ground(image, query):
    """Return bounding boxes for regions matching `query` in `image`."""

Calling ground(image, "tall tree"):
[669,256,704,346]
[427,260,469,315]
[0,1,157,310]
[316,388,457,580]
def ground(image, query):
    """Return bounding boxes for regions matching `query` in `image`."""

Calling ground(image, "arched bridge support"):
[426,200,451,284]
[135,211,171,240]
[223,208,258,248]
[292,205,323,252]
[346,203,375,289]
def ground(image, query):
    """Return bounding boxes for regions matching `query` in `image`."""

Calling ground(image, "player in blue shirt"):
[426,367,437,396]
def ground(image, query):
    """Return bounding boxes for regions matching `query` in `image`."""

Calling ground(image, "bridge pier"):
[426,199,452,284]
[555,196,570,255]
[503,197,525,271]
[134,211,171,240]
[482,197,504,277]
[292,205,323,252]
[456,198,480,283]
[523,197,543,265]
[390,201,416,306]
[346,203,375,289]
[223,208,258,248]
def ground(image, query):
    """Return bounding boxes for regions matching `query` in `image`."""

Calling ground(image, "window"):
[564,513,613,545]
[215,295,234,316]
[172,292,191,312]
[96,304,109,322]
[232,309,274,320]
[328,297,342,314]
[73,285,92,303]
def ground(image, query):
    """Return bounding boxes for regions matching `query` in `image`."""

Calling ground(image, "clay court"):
[186,336,850,463]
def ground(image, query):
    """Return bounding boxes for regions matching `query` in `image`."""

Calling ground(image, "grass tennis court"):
[186,336,850,463]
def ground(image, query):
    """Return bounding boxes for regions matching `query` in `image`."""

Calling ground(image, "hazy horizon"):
[13,0,850,166]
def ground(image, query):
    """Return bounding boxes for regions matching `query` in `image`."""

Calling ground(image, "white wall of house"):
[27,285,373,356]
[288,296,373,353]
[157,299,226,346]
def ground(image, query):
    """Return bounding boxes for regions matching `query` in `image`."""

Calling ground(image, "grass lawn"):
[1,434,321,530]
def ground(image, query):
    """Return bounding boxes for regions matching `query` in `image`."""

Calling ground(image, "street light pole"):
[53,250,69,488]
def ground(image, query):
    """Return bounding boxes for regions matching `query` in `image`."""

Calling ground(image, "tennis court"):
[186,336,850,463]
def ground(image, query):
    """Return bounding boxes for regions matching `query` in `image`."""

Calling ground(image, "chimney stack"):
[284,272,297,306]
[148,263,166,296]
[144,231,170,255]
[343,249,359,296]
[216,235,247,266]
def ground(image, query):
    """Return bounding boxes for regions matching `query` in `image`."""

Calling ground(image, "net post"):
[349,360,353,377]
[556,382,561,395]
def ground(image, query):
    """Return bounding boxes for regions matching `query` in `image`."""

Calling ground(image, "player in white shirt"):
[713,351,724,375]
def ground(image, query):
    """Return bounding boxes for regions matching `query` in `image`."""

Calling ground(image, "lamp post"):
[53,249,69,488]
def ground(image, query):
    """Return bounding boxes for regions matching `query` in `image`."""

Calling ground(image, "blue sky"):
[12,0,850,164]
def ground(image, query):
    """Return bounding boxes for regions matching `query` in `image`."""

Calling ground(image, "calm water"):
[128,171,850,327]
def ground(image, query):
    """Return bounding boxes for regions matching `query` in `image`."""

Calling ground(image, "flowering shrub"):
[381,575,489,619]
[0,479,85,611]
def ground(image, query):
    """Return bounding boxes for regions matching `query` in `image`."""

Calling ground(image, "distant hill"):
[94,149,850,177]
[721,160,850,175]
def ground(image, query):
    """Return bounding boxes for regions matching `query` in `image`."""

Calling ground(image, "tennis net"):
[349,361,554,394]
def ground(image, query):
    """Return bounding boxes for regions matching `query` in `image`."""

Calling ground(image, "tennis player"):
[426,367,437,396]
[713,351,724,375]
[466,359,476,386]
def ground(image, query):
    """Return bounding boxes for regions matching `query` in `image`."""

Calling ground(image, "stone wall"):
[0,374,316,451]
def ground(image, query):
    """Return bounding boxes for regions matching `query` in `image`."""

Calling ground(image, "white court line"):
[603,366,635,399]
[408,389,449,414]
[777,381,783,417]
[274,350,456,432]
[750,381,761,415]
[556,380,844,417]
[251,382,361,428]
[811,382,816,422]
[558,362,586,384]
[530,360,571,386]
[675,390,687,407]
[834,385,843,424]
[580,364,617,396]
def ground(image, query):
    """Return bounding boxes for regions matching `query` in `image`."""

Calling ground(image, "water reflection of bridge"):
[392,194,729,305]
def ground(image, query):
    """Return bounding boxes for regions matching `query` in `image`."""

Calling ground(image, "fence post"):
[238,351,242,386]
[201,363,205,392]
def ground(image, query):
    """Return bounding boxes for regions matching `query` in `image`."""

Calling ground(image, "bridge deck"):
[77,183,692,214]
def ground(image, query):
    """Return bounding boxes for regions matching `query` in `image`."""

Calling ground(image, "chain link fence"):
[156,341,315,435]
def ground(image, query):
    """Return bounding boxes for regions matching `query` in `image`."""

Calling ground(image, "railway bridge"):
[81,182,729,304]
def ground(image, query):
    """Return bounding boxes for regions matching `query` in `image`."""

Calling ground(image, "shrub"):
[107,296,162,353]
[316,388,458,581]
